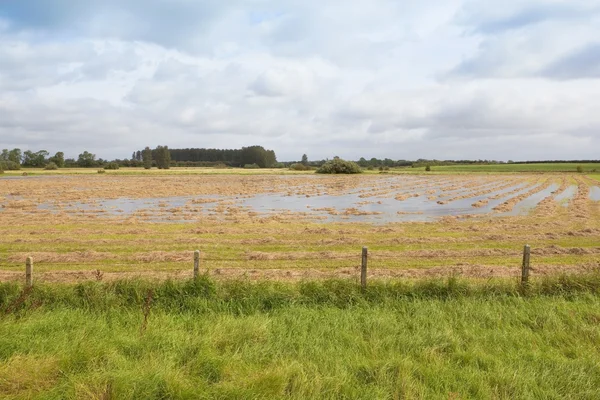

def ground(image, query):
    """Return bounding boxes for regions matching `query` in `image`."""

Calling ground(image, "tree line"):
[132,145,278,168]
[4,145,600,172]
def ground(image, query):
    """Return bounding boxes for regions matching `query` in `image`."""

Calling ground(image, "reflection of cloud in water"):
[34,180,554,223]
[554,185,577,207]
[590,186,600,201]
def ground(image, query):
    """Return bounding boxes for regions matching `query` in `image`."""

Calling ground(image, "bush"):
[44,162,58,170]
[0,161,21,171]
[425,165,431,171]
[243,163,260,169]
[97,169,106,174]
[104,162,120,170]
[316,158,362,174]
[576,165,584,173]
[289,163,311,171]
[0,168,4,174]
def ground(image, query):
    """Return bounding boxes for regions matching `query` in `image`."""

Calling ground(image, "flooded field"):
[1,173,599,282]
[2,174,597,223]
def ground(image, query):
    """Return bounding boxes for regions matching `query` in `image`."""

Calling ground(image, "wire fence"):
[4,245,591,289]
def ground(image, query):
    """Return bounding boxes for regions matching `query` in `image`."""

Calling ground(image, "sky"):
[1,0,600,162]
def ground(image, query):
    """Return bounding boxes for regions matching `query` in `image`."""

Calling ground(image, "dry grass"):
[1,173,599,282]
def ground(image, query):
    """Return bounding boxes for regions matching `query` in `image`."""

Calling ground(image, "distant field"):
[0,167,310,176]
[2,163,600,176]
[414,163,600,173]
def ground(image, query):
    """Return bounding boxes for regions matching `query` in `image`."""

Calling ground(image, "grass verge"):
[1,275,599,399]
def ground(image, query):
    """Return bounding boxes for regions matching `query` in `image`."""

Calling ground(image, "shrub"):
[97,169,106,174]
[104,162,120,170]
[289,163,311,171]
[316,158,362,174]
[576,165,584,173]
[243,163,260,169]
[0,168,4,174]
[425,165,431,171]
[44,162,58,170]
[0,161,20,171]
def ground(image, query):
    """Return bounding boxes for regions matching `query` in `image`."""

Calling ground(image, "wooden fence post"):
[25,257,33,287]
[521,245,531,285]
[361,247,368,291]
[193,250,200,278]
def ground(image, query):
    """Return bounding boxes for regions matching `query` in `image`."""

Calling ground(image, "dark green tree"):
[77,151,96,167]
[23,150,49,167]
[8,148,22,165]
[154,145,171,169]
[142,147,153,169]
[49,152,65,168]
[238,145,275,168]
[301,154,308,166]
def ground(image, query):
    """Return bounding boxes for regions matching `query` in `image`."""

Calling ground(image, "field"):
[1,170,600,398]
[413,163,600,173]
[1,171,599,280]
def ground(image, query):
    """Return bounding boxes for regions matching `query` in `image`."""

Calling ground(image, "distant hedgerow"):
[289,163,311,171]
[104,162,120,170]
[0,161,21,171]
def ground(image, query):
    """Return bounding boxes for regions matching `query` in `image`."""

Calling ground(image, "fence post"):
[361,247,368,291]
[25,257,33,287]
[193,250,200,278]
[521,245,531,285]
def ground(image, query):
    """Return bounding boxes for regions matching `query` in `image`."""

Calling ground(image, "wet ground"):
[24,180,589,223]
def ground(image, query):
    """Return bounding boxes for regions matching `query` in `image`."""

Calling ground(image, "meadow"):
[1,169,600,398]
[412,163,600,173]
[1,276,599,399]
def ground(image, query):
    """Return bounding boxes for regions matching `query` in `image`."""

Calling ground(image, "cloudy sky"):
[1,0,600,162]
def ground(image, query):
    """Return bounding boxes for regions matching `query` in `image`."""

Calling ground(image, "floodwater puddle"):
[554,185,577,206]
[590,186,600,201]
[504,184,560,215]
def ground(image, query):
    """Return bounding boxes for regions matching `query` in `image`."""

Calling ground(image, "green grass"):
[1,276,599,399]
[3,163,600,177]
[0,167,314,176]
[412,163,600,173]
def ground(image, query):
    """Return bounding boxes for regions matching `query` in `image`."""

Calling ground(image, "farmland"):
[1,172,599,280]
[1,170,600,398]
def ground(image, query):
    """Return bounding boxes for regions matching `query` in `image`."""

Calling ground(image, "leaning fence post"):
[25,257,33,287]
[521,245,531,285]
[193,250,200,278]
[361,247,368,291]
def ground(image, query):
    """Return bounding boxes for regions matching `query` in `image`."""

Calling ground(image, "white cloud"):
[1,0,600,161]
